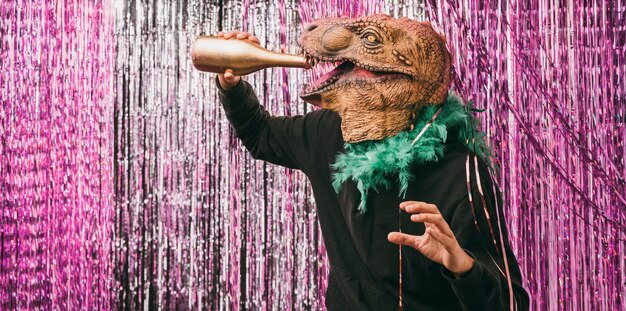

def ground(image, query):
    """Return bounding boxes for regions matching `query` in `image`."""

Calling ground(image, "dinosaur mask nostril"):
[321,27,353,51]
[306,24,318,32]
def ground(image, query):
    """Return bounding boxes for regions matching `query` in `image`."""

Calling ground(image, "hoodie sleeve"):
[216,76,330,172]
[441,161,530,311]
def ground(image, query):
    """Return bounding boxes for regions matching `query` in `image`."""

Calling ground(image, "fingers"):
[400,201,439,214]
[217,69,240,89]
[410,213,454,238]
[248,35,260,45]
[387,232,419,248]
[400,201,454,238]
[236,31,250,39]
[221,31,245,39]
[424,227,455,250]
[218,31,260,45]
[223,70,240,83]
[219,31,246,40]
[388,228,453,250]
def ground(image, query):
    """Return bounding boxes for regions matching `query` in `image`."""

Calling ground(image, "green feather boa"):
[331,93,493,213]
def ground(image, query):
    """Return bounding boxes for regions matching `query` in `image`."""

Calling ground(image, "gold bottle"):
[191,36,309,75]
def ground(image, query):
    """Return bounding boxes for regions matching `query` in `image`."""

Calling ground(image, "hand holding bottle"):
[216,31,261,89]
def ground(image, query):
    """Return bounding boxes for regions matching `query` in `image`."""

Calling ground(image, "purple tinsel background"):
[1,0,625,310]
[0,0,115,309]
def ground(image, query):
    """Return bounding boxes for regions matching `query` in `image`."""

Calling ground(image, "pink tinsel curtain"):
[0,0,115,309]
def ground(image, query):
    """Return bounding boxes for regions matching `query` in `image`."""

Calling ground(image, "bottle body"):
[191,36,307,75]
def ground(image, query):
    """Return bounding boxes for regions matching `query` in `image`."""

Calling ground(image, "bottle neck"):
[263,51,307,69]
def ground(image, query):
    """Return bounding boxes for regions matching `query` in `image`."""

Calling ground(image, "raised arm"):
[215,31,329,172]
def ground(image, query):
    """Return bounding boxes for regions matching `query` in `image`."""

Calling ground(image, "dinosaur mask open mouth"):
[299,53,413,106]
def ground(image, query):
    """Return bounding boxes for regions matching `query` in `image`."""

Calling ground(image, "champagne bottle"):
[191,36,309,75]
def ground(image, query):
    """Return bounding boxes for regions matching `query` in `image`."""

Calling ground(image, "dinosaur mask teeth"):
[302,50,323,68]
[300,60,352,96]
[304,54,320,68]
[299,58,413,103]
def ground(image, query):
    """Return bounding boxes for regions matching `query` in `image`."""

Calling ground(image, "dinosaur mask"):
[298,14,453,143]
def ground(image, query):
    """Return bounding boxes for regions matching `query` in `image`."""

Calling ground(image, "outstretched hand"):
[216,31,261,89]
[388,201,474,278]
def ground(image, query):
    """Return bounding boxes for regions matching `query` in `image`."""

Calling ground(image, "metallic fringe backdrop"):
[0,0,115,309]
[1,0,625,310]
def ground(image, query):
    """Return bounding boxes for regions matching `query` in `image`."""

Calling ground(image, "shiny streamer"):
[426,0,626,309]
[0,1,115,310]
[1,0,625,310]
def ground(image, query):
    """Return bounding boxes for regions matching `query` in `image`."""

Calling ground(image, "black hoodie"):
[216,77,529,311]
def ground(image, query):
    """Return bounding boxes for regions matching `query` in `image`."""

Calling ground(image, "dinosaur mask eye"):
[361,31,381,47]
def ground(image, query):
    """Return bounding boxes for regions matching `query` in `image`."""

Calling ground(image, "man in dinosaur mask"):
[215,14,529,311]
